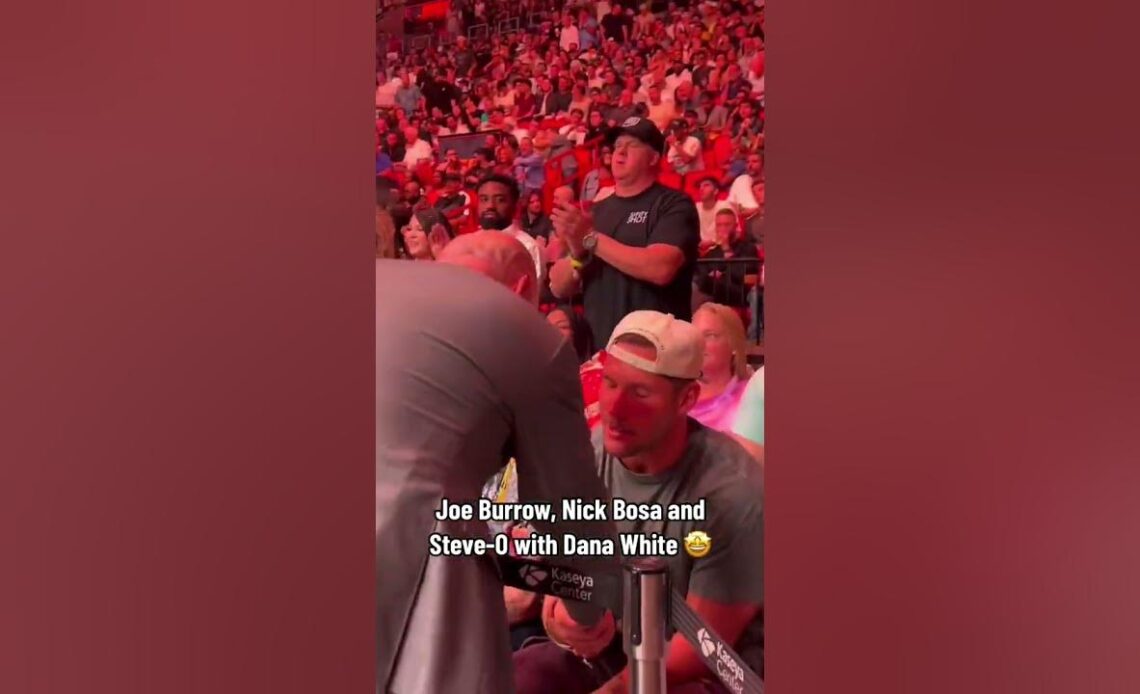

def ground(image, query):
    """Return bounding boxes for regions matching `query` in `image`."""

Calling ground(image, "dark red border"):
[4,0,1140,691]
[1,0,375,691]
[768,0,1140,690]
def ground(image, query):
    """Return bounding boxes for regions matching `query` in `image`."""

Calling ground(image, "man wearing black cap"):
[549,116,700,345]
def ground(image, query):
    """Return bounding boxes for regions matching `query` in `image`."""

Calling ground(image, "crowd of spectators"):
[376,0,766,294]
[376,2,766,689]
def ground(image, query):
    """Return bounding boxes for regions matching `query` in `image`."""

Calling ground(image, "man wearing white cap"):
[513,310,765,694]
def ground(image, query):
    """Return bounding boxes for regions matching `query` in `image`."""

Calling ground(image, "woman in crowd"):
[494,145,516,176]
[580,145,613,205]
[569,84,593,119]
[519,191,554,242]
[399,209,454,261]
[689,302,753,432]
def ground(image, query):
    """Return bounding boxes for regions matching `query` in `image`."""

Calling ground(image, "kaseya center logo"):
[518,565,547,588]
[696,628,717,658]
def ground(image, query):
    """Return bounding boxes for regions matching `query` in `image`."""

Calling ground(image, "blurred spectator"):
[694,175,732,246]
[665,120,705,175]
[376,178,398,259]
[727,152,764,220]
[399,209,455,261]
[391,178,426,232]
[580,145,614,205]
[395,75,423,116]
[695,208,759,308]
[435,148,464,177]
[382,131,406,165]
[558,14,580,52]
[600,4,632,43]
[520,190,553,242]
[402,126,434,168]
[513,137,547,200]
[645,84,680,132]
[476,173,545,285]
[731,366,765,464]
[558,109,590,146]
[689,303,753,432]
[465,147,498,189]
[585,109,608,141]
[433,173,472,228]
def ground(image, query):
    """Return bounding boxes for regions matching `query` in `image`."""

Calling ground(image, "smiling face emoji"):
[683,530,712,558]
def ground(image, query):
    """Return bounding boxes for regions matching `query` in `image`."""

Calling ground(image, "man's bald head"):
[437,231,539,306]
[553,185,576,208]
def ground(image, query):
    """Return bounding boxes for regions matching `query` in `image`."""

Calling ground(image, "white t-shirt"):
[376,79,401,109]
[503,224,545,285]
[436,123,471,136]
[667,135,704,173]
[696,199,733,244]
[727,174,759,210]
[559,123,588,145]
[560,26,581,52]
[402,139,434,168]
[664,70,693,98]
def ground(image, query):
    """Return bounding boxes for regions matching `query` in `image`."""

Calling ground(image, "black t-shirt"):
[582,182,700,344]
[422,80,460,113]
[601,14,631,42]
[523,212,554,241]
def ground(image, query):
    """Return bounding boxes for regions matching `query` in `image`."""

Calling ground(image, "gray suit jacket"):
[376,261,618,693]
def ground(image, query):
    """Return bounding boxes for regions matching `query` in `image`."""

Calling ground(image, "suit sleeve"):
[511,337,620,624]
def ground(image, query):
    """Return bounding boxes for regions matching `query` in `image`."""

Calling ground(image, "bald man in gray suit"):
[376,233,618,693]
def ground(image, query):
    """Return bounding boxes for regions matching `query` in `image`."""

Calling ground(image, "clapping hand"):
[427,223,451,259]
[550,200,592,257]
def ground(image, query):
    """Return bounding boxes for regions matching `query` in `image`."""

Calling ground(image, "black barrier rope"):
[495,555,763,694]
[669,595,764,694]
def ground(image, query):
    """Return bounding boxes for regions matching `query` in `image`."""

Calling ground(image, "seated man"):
[433,173,472,228]
[694,208,760,309]
[513,310,765,693]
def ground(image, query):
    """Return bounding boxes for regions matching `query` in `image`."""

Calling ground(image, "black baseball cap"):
[605,117,666,154]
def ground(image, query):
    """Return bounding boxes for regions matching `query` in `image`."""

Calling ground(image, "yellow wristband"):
[570,257,585,270]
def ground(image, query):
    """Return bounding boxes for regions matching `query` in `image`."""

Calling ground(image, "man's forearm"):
[504,586,541,624]
[593,234,682,286]
[549,257,583,298]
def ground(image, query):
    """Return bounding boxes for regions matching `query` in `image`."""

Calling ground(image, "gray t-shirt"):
[484,419,765,674]
[594,419,765,675]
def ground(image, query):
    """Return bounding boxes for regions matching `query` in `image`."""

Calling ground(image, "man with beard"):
[476,173,544,286]
[390,179,426,238]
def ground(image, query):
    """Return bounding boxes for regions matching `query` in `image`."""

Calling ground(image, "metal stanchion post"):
[622,559,669,694]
